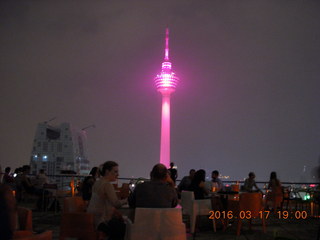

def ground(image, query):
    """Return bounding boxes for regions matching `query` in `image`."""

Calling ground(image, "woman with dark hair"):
[82,167,100,202]
[87,161,127,240]
[267,171,283,212]
[269,172,282,187]
[189,169,209,199]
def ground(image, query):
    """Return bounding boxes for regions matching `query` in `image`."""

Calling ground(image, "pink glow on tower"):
[155,28,179,168]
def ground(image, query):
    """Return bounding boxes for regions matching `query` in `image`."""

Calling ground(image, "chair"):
[231,184,240,192]
[14,231,52,240]
[17,207,33,231]
[63,196,86,213]
[180,191,214,236]
[266,187,283,213]
[281,187,291,210]
[59,212,97,240]
[234,192,266,236]
[126,207,186,240]
[13,230,34,239]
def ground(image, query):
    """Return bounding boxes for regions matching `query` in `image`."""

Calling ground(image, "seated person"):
[34,169,49,189]
[188,169,209,199]
[178,169,195,192]
[87,161,127,240]
[2,167,14,187]
[211,170,225,192]
[20,165,49,209]
[128,164,178,208]
[82,167,100,202]
[243,172,261,192]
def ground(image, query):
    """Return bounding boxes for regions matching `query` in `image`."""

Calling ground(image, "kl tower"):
[155,28,179,168]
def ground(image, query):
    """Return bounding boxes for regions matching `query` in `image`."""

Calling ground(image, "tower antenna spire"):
[165,27,169,61]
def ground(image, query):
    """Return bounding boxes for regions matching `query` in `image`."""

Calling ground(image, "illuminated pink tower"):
[155,28,179,168]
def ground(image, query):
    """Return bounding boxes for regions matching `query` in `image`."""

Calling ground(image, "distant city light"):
[303,194,311,201]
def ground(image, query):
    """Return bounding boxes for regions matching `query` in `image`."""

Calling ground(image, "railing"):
[10,174,320,216]
[35,174,320,193]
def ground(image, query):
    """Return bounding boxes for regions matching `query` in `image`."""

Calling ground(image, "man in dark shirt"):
[178,169,195,192]
[211,170,225,191]
[243,172,261,192]
[128,164,178,208]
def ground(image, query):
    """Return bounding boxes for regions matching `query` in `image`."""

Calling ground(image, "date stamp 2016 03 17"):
[208,210,308,220]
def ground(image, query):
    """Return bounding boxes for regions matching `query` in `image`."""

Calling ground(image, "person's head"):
[170,162,174,168]
[211,170,219,180]
[248,172,255,179]
[5,167,10,174]
[100,161,119,182]
[193,169,206,184]
[270,171,277,180]
[150,164,168,181]
[89,167,99,178]
[189,169,196,178]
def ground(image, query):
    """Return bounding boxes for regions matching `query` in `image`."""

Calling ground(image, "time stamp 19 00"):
[208,210,308,220]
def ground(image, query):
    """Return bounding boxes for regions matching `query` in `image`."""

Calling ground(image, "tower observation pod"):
[154,28,179,168]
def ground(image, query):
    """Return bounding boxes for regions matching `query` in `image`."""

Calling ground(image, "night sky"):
[1,1,319,182]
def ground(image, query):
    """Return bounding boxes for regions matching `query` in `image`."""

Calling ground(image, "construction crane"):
[81,124,95,131]
[44,117,57,124]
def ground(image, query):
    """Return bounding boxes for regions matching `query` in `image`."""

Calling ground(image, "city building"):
[29,122,90,178]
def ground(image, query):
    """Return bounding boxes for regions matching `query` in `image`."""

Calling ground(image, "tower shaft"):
[160,94,171,167]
